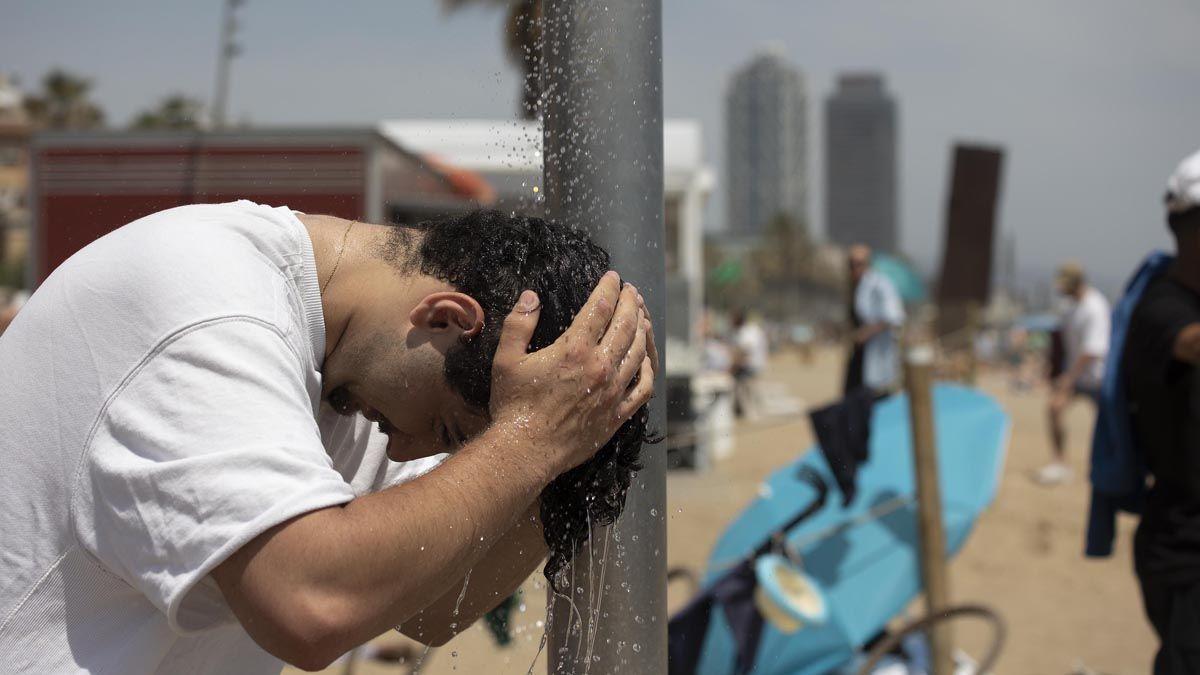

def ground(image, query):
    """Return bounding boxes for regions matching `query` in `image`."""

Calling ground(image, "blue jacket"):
[1085,251,1174,557]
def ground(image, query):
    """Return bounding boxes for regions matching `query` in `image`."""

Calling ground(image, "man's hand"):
[853,322,888,346]
[1049,384,1071,415]
[1174,323,1200,365]
[490,271,655,478]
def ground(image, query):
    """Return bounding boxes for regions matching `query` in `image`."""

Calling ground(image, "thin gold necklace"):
[321,220,355,295]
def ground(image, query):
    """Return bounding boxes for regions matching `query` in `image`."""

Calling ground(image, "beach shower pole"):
[541,1,667,672]
[905,345,954,675]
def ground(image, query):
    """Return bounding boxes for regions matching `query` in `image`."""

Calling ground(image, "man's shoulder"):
[1128,277,1200,354]
[22,202,313,380]
[59,202,304,321]
[1136,277,1200,320]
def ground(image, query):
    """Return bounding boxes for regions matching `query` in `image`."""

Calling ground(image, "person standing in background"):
[731,308,768,418]
[1127,148,1200,674]
[844,244,905,397]
[1034,262,1110,486]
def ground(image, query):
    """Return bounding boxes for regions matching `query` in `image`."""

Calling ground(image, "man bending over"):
[0,202,656,673]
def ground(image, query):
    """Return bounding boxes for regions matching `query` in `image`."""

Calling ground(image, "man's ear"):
[409,292,485,339]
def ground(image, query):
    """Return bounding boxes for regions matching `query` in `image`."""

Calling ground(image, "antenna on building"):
[211,0,246,130]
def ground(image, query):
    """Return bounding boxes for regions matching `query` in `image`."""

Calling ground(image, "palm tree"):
[23,69,105,130]
[441,0,543,119]
[131,95,205,131]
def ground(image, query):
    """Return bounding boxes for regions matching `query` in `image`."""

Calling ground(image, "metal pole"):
[542,1,666,673]
[904,345,953,675]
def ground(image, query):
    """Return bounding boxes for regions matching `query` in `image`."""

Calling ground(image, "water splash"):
[411,571,472,674]
[525,597,553,675]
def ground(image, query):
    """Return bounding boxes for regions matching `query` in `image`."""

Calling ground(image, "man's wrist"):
[481,416,562,489]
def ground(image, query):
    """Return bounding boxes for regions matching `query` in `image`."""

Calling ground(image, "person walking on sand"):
[1033,262,1110,486]
[843,244,905,397]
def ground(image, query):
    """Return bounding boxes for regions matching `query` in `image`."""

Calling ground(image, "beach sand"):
[298,346,1155,675]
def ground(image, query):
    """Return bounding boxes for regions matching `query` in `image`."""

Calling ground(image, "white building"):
[380,119,715,374]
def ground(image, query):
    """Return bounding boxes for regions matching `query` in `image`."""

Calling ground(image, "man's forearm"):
[215,421,554,664]
[1058,354,1096,390]
[399,502,548,646]
[856,322,889,344]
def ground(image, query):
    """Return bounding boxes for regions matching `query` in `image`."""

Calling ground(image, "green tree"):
[23,69,105,130]
[131,95,205,130]
[441,0,542,118]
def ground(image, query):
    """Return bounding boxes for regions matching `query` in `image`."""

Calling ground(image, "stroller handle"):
[750,466,829,561]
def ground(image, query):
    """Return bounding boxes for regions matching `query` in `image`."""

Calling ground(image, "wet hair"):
[387,210,653,592]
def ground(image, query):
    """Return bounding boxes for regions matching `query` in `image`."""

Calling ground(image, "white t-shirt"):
[1062,286,1111,391]
[735,322,769,373]
[0,201,442,674]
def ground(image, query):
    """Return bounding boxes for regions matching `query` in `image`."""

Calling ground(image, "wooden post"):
[905,345,954,675]
[965,301,982,386]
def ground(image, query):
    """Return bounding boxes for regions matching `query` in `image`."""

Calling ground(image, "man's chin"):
[385,434,439,462]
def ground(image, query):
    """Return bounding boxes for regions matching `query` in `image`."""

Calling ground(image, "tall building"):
[725,47,807,237]
[825,73,898,253]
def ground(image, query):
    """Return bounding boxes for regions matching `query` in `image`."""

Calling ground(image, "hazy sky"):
[5,1,1199,295]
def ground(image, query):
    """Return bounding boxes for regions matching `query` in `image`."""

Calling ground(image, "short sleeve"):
[75,319,357,634]
[1081,300,1111,358]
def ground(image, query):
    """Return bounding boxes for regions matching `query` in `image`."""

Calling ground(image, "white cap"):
[1166,148,1200,214]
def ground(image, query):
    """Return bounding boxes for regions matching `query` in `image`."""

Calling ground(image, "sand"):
[298,346,1156,675]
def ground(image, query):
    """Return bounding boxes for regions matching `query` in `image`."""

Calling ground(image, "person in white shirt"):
[1035,262,1110,486]
[731,309,769,418]
[0,202,656,673]
[844,245,906,396]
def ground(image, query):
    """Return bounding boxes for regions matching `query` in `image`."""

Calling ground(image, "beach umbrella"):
[871,252,927,304]
[691,385,1009,675]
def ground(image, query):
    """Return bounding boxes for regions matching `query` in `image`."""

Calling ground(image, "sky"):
[4,0,1199,296]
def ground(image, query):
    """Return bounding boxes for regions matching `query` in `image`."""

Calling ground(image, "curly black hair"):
[388,209,653,593]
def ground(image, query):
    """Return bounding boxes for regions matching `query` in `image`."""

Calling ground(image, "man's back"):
[1126,275,1200,587]
[0,202,422,673]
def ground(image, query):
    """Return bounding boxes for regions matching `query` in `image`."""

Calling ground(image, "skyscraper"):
[725,47,807,237]
[825,73,898,253]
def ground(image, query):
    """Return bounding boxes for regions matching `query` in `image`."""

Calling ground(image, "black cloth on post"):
[809,389,876,506]
[668,560,764,675]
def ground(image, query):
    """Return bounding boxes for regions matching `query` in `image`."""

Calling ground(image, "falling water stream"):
[411,569,472,674]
